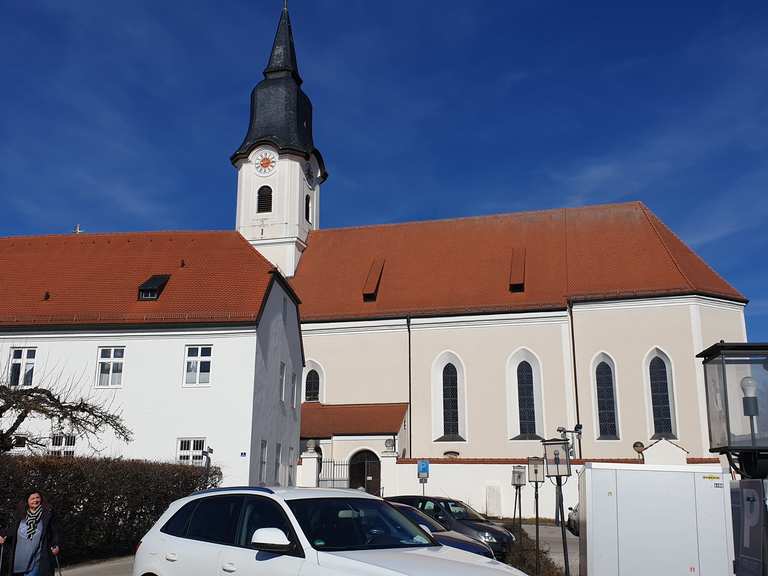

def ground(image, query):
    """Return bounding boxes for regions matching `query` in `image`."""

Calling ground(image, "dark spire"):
[264,1,301,84]
[231,3,326,180]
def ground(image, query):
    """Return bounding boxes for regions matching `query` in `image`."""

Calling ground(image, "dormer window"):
[138,275,170,301]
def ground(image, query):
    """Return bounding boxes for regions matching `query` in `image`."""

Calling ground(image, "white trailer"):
[579,462,731,576]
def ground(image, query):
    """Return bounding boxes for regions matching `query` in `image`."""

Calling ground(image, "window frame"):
[9,347,36,388]
[258,440,268,484]
[291,372,298,409]
[185,494,244,546]
[183,345,213,387]
[274,442,283,486]
[177,437,206,465]
[279,362,287,403]
[431,351,467,443]
[49,433,76,457]
[506,348,545,441]
[304,369,320,402]
[257,185,273,214]
[95,346,125,389]
[645,349,678,440]
[592,353,620,441]
[238,495,304,557]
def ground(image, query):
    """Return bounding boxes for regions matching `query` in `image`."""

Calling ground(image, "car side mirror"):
[250,528,292,553]
[419,524,433,536]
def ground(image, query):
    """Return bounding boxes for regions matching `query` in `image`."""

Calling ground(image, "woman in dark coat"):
[0,490,60,576]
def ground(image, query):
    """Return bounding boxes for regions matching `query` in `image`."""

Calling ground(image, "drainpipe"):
[407,316,413,457]
[567,300,583,458]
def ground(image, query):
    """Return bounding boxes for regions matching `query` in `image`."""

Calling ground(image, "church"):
[0,4,748,502]
[231,5,747,493]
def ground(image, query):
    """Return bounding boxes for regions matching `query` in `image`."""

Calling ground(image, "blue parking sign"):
[417,459,430,479]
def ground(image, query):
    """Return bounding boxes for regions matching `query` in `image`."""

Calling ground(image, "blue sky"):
[1,1,767,339]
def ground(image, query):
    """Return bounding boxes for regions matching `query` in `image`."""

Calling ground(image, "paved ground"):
[63,557,133,576]
[523,524,580,575]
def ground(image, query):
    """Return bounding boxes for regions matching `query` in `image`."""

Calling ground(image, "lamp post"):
[698,342,768,575]
[543,437,572,576]
[511,465,526,543]
[528,456,545,576]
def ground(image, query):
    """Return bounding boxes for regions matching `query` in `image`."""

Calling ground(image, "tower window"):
[305,369,320,402]
[257,186,273,213]
[305,194,311,223]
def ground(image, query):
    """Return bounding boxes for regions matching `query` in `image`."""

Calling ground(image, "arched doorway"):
[348,450,381,496]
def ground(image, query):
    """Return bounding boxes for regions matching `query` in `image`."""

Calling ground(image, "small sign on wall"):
[417,459,430,479]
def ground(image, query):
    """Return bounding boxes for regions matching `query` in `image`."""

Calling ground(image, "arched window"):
[595,361,618,439]
[442,364,460,438]
[257,186,272,213]
[305,194,311,223]
[305,369,320,402]
[517,361,538,438]
[649,355,675,438]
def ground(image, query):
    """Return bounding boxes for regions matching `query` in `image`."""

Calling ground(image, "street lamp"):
[528,456,545,576]
[697,342,768,478]
[542,437,572,576]
[511,465,526,543]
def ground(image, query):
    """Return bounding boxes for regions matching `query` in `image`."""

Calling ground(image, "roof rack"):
[192,485,275,496]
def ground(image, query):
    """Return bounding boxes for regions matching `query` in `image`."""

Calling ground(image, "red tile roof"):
[0,231,283,327]
[291,202,745,321]
[301,403,408,438]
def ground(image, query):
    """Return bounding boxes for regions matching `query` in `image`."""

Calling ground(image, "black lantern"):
[528,456,545,484]
[512,465,527,487]
[697,342,768,478]
[542,437,572,478]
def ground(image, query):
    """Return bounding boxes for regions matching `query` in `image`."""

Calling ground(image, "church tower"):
[232,2,326,276]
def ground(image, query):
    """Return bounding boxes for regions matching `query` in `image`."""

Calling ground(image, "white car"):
[133,486,527,576]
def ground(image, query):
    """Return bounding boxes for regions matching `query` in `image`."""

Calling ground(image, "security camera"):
[574,424,583,433]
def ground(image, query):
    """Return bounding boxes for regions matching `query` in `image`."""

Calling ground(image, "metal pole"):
[534,483,540,576]
[513,486,519,534]
[557,477,571,576]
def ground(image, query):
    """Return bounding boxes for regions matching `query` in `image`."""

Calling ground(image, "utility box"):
[579,463,730,576]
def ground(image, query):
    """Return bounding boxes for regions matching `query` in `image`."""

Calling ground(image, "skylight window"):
[138,274,170,301]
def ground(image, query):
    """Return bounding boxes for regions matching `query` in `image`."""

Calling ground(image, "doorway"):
[348,450,381,496]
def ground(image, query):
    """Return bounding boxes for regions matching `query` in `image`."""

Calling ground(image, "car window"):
[238,496,295,548]
[445,500,485,522]
[161,501,197,537]
[187,495,243,545]
[287,497,434,552]
[418,500,436,515]
[393,505,446,533]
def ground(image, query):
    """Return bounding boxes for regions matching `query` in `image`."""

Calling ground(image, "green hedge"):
[0,456,221,564]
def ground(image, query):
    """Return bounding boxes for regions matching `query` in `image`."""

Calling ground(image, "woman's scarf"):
[25,506,43,539]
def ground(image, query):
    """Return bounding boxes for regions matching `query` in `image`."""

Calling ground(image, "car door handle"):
[222,562,237,573]
[165,553,178,562]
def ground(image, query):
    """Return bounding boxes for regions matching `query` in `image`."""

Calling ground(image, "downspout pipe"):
[407,316,413,457]
[567,300,583,458]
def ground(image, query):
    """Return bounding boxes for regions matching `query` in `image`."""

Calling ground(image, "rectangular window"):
[9,348,36,387]
[279,362,286,402]
[177,437,206,465]
[282,296,288,324]
[291,373,297,409]
[274,442,282,486]
[96,347,125,388]
[259,440,268,484]
[49,434,75,457]
[185,346,212,386]
[288,447,295,486]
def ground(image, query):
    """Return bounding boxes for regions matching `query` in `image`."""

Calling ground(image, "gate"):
[318,459,349,488]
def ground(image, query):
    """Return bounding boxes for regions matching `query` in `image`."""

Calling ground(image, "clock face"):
[303,162,316,187]
[254,151,277,177]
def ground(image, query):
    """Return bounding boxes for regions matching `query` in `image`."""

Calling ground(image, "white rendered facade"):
[299,296,746,462]
[0,281,303,487]
[235,145,321,277]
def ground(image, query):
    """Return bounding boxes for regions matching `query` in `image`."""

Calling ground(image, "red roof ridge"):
[309,200,645,237]
[0,229,239,242]
[307,402,409,409]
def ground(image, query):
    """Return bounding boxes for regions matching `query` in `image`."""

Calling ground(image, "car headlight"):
[479,531,497,544]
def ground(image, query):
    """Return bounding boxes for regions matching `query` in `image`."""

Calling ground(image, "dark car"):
[387,496,515,559]
[389,501,495,559]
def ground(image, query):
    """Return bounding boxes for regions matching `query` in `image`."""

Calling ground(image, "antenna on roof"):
[283,0,288,10]
[73,224,83,234]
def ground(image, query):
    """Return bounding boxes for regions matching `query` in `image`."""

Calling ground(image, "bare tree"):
[0,356,133,454]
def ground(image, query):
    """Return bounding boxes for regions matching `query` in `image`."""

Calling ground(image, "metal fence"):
[318,459,349,488]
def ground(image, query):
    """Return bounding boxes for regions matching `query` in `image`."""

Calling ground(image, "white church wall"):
[572,296,745,459]
[301,319,410,405]
[408,312,573,459]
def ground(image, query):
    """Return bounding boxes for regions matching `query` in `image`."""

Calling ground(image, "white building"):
[0,231,303,486]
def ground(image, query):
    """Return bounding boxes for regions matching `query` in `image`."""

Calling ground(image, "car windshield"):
[287,498,436,552]
[393,505,446,533]
[445,500,486,522]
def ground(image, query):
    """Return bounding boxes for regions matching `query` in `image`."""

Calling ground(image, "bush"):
[503,522,564,576]
[0,456,221,565]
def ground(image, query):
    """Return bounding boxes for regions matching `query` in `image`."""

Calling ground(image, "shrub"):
[503,522,564,576]
[0,455,221,565]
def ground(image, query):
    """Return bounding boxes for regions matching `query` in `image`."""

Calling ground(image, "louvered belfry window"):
[517,361,537,436]
[442,364,459,437]
[257,186,273,213]
[650,356,674,438]
[596,361,618,439]
[305,370,320,402]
